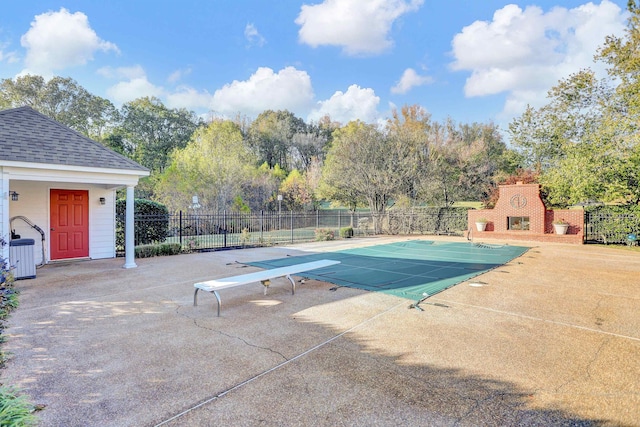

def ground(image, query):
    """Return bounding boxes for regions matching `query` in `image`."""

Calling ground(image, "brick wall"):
[468,182,584,244]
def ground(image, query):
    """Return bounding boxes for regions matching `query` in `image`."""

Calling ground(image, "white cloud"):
[451,0,627,116]
[391,68,433,94]
[296,0,423,55]
[20,8,118,76]
[101,66,164,105]
[98,65,146,80]
[245,23,266,47]
[166,86,213,111]
[106,77,164,105]
[0,41,19,64]
[167,68,192,84]
[210,66,314,117]
[308,84,380,124]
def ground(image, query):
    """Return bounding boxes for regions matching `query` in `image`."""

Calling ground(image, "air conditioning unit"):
[9,238,36,279]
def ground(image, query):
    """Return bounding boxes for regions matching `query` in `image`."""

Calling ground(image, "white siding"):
[8,182,117,264]
[90,189,116,259]
[7,181,47,266]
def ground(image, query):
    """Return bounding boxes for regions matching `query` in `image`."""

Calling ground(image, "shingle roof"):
[0,106,148,173]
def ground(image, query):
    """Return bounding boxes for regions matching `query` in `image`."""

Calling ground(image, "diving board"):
[194,259,341,316]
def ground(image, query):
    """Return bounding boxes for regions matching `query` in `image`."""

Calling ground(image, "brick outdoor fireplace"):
[468,182,584,244]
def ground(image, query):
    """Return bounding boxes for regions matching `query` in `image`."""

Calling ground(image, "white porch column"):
[123,185,137,269]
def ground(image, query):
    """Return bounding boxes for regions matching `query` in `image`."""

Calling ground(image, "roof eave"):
[0,159,150,177]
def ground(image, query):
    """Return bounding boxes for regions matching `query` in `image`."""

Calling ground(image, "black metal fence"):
[116,208,469,253]
[118,207,640,250]
[584,210,640,244]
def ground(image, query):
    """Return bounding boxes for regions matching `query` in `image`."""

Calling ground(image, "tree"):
[444,121,512,203]
[0,75,118,140]
[117,97,201,173]
[246,110,306,170]
[597,0,640,119]
[241,163,284,211]
[290,124,330,172]
[385,105,433,206]
[509,1,640,206]
[320,120,415,232]
[154,119,256,212]
[319,106,511,217]
[279,169,313,211]
[385,111,512,206]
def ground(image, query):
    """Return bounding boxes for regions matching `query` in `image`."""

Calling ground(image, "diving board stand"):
[194,259,340,316]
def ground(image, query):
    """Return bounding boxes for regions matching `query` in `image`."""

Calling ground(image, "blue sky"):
[0,0,630,129]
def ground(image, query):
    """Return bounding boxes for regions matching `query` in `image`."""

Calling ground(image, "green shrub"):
[182,237,199,253]
[0,237,13,287]
[116,199,170,249]
[157,243,182,256]
[240,228,251,246]
[0,236,18,368]
[135,243,182,258]
[339,227,354,238]
[315,228,335,241]
[135,244,158,258]
[0,289,18,320]
[0,386,38,426]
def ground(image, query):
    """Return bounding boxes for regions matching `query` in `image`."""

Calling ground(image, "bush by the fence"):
[159,242,182,255]
[339,226,354,238]
[135,242,182,258]
[585,205,640,244]
[315,228,335,241]
[116,199,169,250]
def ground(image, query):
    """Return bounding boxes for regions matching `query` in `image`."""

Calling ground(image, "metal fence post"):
[223,210,227,248]
[291,210,294,243]
[179,210,183,246]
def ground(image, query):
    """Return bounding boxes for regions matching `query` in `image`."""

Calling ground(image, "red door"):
[50,189,89,260]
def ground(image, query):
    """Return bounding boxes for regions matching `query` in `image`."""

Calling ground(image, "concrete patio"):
[2,236,639,426]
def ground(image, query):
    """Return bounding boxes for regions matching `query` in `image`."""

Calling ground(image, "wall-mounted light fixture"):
[99,197,106,205]
[9,191,19,201]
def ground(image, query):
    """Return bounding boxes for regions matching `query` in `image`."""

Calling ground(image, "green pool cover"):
[248,240,529,302]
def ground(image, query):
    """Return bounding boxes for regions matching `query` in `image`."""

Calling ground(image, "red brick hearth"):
[468,182,584,244]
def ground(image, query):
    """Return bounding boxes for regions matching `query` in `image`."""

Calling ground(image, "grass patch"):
[0,386,38,426]
[452,201,483,209]
[598,243,640,252]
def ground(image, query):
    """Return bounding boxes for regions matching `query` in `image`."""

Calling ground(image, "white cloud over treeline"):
[20,8,118,76]
[451,0,627,116]
[2,1,630,125]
